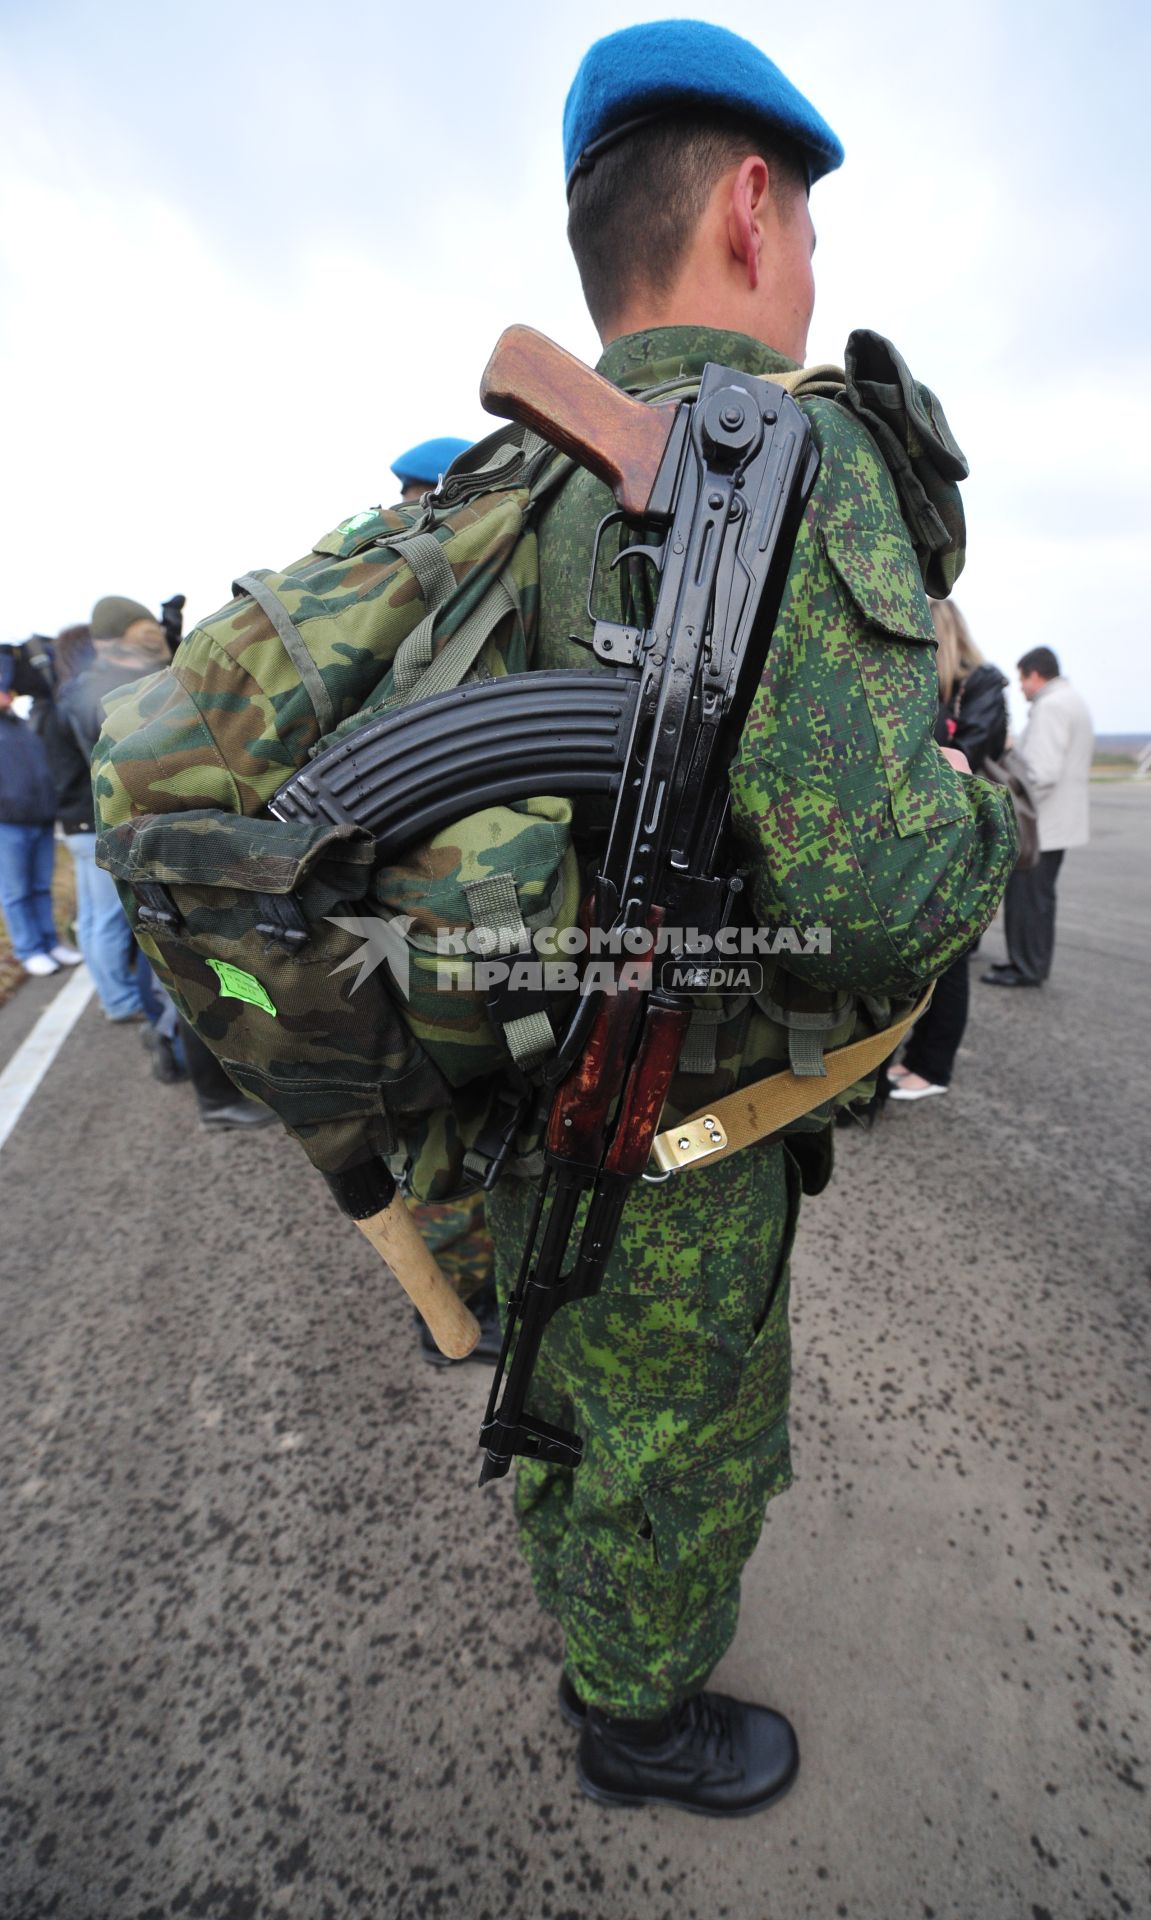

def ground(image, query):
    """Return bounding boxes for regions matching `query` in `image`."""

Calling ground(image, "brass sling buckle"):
[649,1113,728,1176]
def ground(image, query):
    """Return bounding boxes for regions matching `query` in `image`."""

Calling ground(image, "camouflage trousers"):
[487,1142,800,1717]
[408,1193,493,1300]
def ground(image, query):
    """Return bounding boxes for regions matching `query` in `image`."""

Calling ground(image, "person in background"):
[390,434,502,1363]
[54,623,96,689]
[0,636,57,730]
[0,653,82,976]
[889,600,1008,1100]
[391,437,471,506]
[981,646,1094,990]
[144,987,278,1131]
[42,596,169,1021]
[48,601,273,1125]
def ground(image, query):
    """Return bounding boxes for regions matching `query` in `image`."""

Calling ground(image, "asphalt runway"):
[1,785,1148,1920]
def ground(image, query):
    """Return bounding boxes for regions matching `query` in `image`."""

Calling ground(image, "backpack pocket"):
[373,794,581,1085]
[99,810,453,1175]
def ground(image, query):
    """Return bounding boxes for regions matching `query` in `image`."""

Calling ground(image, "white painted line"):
[0,966,95,1153]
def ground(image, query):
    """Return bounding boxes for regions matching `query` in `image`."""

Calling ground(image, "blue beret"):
[391,437,472,487]
[564,20,844,196]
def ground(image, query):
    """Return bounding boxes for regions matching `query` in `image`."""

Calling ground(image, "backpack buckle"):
[463,1085,534,1191]
[134,881,181,931]
[254,892,310,952]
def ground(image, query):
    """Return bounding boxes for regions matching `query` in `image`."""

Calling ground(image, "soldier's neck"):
[602,292,802,363]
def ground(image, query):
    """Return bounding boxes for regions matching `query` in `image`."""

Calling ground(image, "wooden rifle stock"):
[480,325,674,517]
[355,1196,480,1360]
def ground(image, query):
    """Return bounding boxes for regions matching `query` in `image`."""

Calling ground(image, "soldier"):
[386,433,503,1364]
[391,438,471,507]
[482,21,1018,1815]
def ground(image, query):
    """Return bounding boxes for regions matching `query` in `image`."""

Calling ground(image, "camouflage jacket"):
[534,324,1018,1117]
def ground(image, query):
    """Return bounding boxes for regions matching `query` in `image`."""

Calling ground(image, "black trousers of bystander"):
[1003,849,1065,984]
[901,954,970,1087]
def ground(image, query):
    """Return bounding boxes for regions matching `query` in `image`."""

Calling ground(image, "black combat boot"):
[557,1671,586,1727]
[576,1690,798,1817]
[141,1024,185,1084]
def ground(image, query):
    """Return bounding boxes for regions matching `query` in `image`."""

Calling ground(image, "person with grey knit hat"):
[88,595,161,645]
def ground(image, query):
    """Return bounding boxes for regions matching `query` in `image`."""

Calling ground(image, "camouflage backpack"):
[96,429,587,1198]
[95,339,971,1205]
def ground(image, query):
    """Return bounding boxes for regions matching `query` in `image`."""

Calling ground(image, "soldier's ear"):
[726,156,768,291]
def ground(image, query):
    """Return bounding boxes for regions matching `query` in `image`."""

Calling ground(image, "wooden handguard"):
[355,1196,481,1360]
[481,325,674,517]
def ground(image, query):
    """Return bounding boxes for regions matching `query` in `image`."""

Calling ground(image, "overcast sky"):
[2,0,1148,731]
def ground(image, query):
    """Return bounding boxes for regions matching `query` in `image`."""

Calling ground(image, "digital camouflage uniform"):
[488,324,1018,1717]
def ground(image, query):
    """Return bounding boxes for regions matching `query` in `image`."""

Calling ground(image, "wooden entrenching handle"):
[481,325,674,518]
[355,1195,481,1359]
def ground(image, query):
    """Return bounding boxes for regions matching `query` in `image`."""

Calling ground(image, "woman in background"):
[889,600,1009,1101]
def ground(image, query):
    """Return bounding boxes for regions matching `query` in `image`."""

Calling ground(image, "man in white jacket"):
[982,646,1094,988]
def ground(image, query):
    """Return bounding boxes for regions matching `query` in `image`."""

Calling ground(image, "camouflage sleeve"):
[728,397,1018,997]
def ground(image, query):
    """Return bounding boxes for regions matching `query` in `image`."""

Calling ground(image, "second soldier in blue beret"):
[391,436,471,505]
[390,430,504,1377]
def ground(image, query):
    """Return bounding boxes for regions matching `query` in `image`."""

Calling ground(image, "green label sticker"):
[207,958,278,1017]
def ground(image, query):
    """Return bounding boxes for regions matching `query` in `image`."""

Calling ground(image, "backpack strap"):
[391,570,524,707]
[384,530,460,697]
[678,1000,743,1076]
[650,986,933,1174]
[772,362,846,401]
[391,528,458,616]
[387,440,569,708]
[234,571,335,734]
[462,871,555,1071]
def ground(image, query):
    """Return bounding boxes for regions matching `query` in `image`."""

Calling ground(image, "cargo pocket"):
[703,1144,798,1471]
[639,1426,790,1575]
[823,526,967,841]
[634,1146,800,1572]
[749,1142,802,1338]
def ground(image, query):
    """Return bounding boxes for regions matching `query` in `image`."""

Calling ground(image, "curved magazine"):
[269,670,640,853]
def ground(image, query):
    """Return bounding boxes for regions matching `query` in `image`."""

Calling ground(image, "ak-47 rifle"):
[273,327,818,1461]
[473,330,817,1482]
